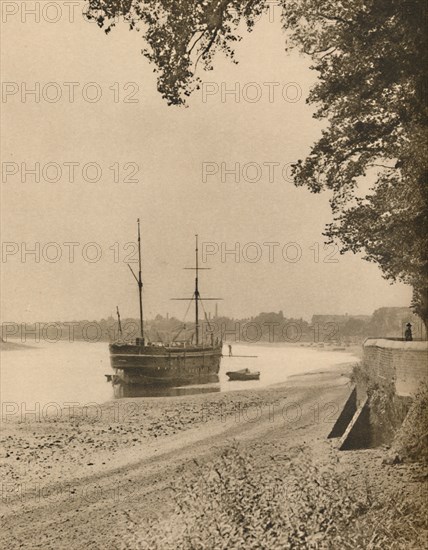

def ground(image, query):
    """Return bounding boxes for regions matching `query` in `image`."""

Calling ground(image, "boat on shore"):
[226,368,260,381]
[108,221,222,385]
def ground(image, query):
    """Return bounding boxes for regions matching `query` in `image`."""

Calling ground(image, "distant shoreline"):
[0,339,36,351]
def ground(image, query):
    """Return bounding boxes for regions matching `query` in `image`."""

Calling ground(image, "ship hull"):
[109,343,222,385]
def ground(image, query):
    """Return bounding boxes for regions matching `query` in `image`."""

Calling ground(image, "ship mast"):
[127,219,144,344]
[172,236,222,347]
[195,234,199,346]
[116,306,123,338]
[137,218,144,342]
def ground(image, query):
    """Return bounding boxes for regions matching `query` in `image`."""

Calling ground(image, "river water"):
[1,341,358,408]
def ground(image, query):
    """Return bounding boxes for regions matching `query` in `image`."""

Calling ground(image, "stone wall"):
[363,339,428,397]
[331,339,427,450]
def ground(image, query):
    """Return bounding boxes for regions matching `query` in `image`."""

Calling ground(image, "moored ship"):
[109,220,222,385]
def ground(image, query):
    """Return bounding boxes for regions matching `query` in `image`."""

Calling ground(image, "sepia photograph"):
[1,1,427,548]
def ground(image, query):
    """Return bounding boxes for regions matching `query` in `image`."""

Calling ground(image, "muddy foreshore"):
[1,363,426,549]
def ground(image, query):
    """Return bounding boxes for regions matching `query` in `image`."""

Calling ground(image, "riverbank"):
[1,363,426,549]
[0,339,34,351]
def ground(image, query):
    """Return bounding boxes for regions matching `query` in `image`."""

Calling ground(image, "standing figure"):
[228,344,233,357]
[404,323,413,341]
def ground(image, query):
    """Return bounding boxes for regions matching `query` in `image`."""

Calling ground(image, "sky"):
[0,4,412,323]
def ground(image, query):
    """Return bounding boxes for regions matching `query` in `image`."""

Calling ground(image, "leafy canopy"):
[86,0,267,105]
[280,0,427,323]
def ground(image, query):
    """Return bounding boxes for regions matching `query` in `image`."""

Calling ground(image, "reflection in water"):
[112,374,220,398]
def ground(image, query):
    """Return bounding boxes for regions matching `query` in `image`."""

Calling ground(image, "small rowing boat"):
[226,368,260,381]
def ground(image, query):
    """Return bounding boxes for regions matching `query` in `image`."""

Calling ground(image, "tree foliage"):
[282,0,428,326]
[86,0,428,325]
[86,0,267,105]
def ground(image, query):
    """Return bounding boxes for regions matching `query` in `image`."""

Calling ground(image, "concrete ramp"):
[338,397,371,450]
[328,387,357,439]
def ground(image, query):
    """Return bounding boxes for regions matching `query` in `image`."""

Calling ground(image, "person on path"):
[404,323,413,341]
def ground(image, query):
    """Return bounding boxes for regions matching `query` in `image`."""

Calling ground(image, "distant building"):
[311,314,371,326]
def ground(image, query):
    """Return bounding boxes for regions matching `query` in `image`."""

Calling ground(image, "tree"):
[281,0,428,330]
[342,318,369,338]
[86,0,267,105]
[87,0,428,328]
